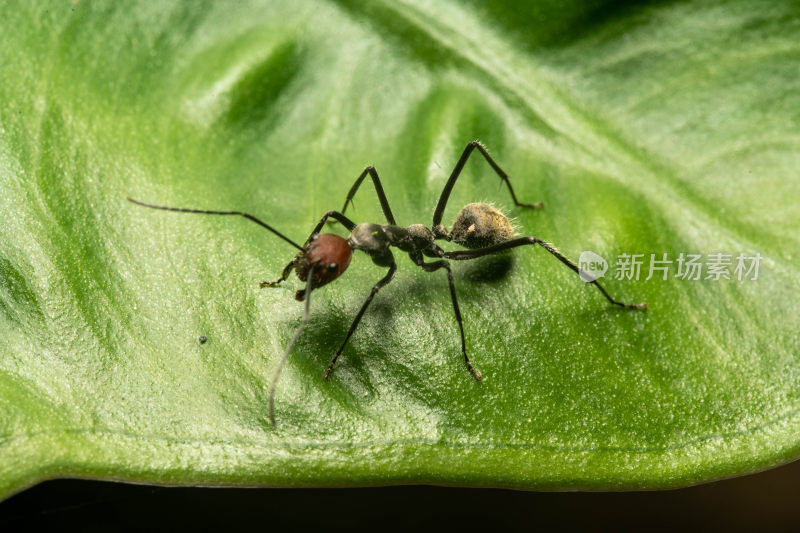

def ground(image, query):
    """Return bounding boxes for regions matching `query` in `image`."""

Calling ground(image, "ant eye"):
[327,263,338,273]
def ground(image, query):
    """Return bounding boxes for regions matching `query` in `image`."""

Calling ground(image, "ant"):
[128,140,646,426]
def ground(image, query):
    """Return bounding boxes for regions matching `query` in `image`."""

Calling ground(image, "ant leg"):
[444,237,647,309]
[324,261,397,379]
[335,166,398,225]
[305,210,357,243]
[259,260,296,288]
[269,265,316,427]
[432,141,543,238]
[416,257,482,381]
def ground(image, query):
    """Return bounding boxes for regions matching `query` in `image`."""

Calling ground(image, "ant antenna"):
[126,197,304,251]
[268,265,315,427]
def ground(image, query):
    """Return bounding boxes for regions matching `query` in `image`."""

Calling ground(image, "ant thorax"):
[349,222,434,262]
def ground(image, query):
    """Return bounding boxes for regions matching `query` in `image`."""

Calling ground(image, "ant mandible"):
[128,140,646,426]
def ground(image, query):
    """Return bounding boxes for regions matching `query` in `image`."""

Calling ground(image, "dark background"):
[2,458,799,531]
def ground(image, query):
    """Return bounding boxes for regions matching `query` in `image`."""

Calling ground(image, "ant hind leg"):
[432,141,543,238]
[443,237,647,309]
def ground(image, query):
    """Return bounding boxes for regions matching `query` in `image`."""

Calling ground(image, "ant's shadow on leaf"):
[455,253,514,283]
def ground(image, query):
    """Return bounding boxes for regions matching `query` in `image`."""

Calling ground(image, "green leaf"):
[1,1,798,497]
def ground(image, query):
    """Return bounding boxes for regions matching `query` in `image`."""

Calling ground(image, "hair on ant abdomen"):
[128,140,646,426]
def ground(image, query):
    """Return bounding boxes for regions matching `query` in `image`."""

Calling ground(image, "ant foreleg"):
[443,237,647,309]
[415,257,482,381]
[259,260,296,288]
[323,262,397,380]
[336,166,398,225]
[432,141,543,238]
[306,210,357,244]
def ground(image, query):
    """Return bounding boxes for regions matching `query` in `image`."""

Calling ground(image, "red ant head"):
[294,233,352,300]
